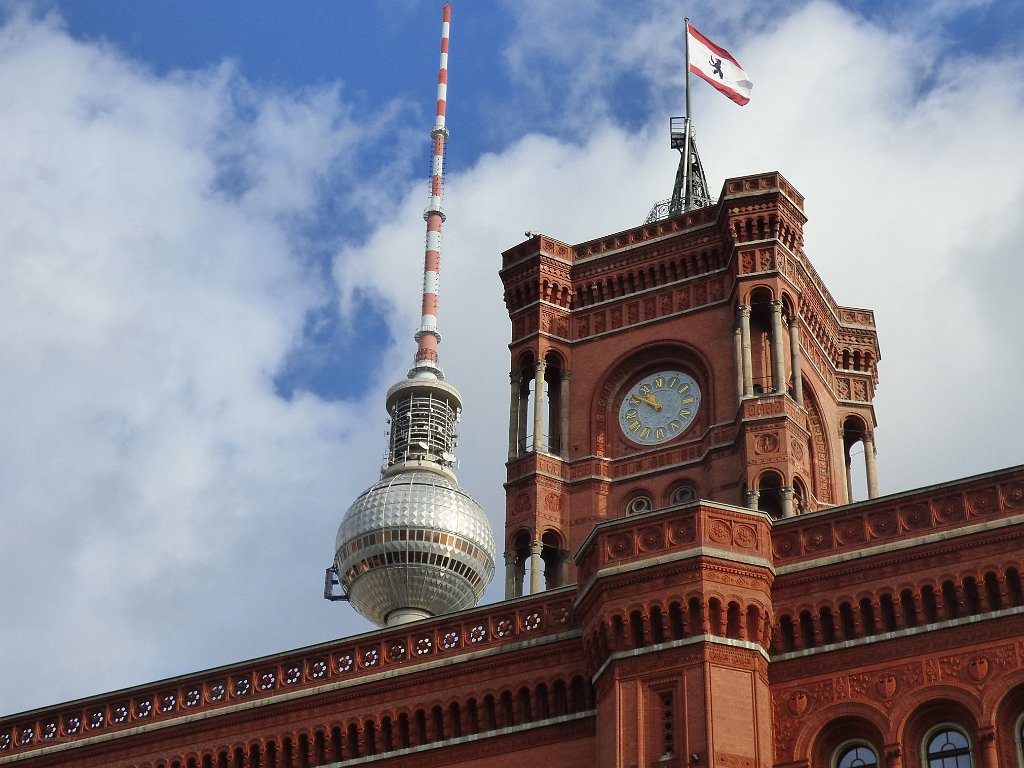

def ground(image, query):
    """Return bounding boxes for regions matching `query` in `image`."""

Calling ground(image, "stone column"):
[507,371,521,462]
[558,549,571,588]
[842,432,853,504]
[789,315,804,406]
[733,326,744,404]
[529,540,543,595]
[781,486,795,517]
[517,376,529,455]
[514,553,525,598]
[978,728,998,768]
[503,550,517,600]
[884,744,903,768]
[739,305,753,396]
[863,432,880,498]
[532,360,547,454]
[559,370,571,459]
[357,727,368,760]
[770,300,786,394]
[744,489,760,510]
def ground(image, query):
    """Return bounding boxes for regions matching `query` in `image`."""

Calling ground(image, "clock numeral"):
[667,376,679,389]
[639,426,651,439]
[653,377,664,389]
[681,396,695,405]
[679,408,692,418]
[625,409,638,420]
[655,427,666,440]
[669,420,681,432]
[629,420,641,431]
[678,383,691,395]
[639,384,653,397]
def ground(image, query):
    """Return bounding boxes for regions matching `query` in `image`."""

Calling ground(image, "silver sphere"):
[335,469,495,627]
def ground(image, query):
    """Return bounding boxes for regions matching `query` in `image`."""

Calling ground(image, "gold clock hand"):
[632,393,663,411]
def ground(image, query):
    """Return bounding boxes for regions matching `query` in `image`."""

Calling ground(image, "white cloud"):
[0,9,381,712]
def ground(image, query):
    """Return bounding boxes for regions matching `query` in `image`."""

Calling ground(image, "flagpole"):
[683,17,693,210]
[684,17,692,123]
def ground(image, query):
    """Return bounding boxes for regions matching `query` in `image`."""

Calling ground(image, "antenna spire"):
[411,3,451,380]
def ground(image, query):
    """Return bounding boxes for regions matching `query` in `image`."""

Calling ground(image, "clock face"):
[618,370,701,445]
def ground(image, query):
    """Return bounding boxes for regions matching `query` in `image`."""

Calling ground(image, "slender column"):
[532,360,547,453]
[503,550,517,600]
[507,372,521,461]
[514,552,525,598]
[517,375,529,454]
[733,326,744,405]
[739,305,753,396]
[780,486,795,517]
[770,300,786,394]
[559,370,571,459]
[978,728,998,768]
[843,432,854,504]
[789,315,804,406]
[744,489,760,510]
[529,540,543,594]
[884,744,903,768]
[863,432,880,498]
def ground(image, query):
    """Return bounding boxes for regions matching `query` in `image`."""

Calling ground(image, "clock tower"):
[499,171,881,597]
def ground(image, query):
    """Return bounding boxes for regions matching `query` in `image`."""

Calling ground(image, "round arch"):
[588,340,714,459]
[790,701,890,764]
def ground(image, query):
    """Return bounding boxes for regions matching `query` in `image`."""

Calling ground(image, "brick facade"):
[2,174,1021,768]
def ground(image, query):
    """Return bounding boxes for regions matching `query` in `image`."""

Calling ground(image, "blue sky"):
[1,0,1022,715]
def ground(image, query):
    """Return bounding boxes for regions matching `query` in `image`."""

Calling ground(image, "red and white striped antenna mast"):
[410,2,451,380]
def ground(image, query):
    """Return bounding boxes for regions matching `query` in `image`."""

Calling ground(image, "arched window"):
[626,493,653,515]
[669,484,697,505]
[835,743,879,768]
[925,728,973,768]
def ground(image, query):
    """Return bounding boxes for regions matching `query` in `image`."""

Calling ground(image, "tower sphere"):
[334,467,495,627]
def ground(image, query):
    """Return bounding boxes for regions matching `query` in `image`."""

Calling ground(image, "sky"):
[1,0,1022,716]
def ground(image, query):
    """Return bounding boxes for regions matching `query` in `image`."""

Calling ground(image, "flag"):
[687,24,752,106]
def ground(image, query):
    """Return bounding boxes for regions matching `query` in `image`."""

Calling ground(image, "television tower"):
[325,5,496,628]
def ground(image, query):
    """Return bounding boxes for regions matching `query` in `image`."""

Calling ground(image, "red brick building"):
[2,172,1023,768]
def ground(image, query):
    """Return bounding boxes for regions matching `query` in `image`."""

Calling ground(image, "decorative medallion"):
[754,433,780,454]
[803,525,831,551]
[387,642,406,662]
[837,519,865,545]
[934,496,965,523]
[638,525,665,552]
[734,524,756,548]
[873,674,897,700]
[773,532,798,557]
[668,517,696,545]
[901,504,931,530]
[790,439,805,463]
[709,520,732,545]
[1002,482,1024,508]
[786,690,809,716]
[867,511,897,538]
[606,533,633,559]
[967,490,998,516]
[966,656,990,682]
